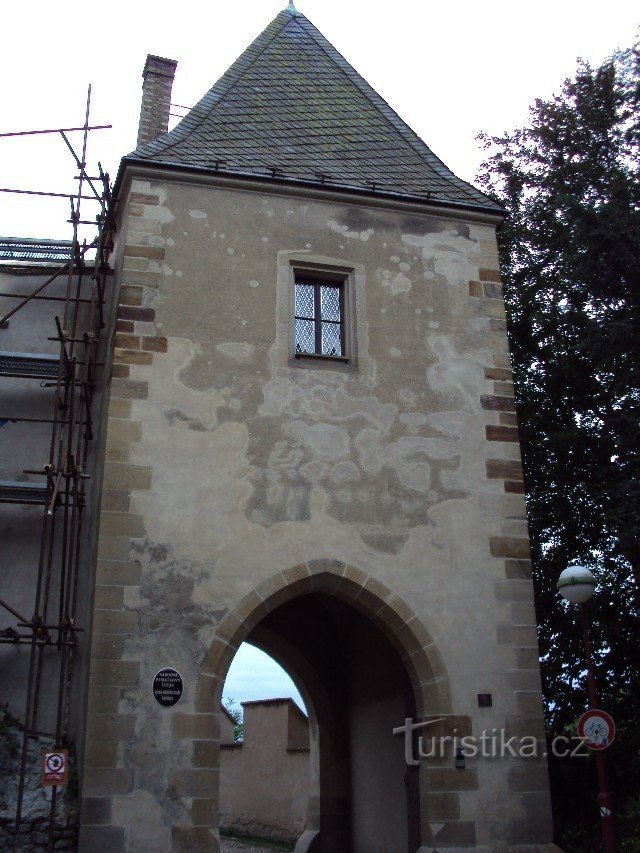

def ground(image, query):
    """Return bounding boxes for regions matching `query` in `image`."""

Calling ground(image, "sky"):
[0,0,637,243]
[223,643,305,714]
[1,1,636,703]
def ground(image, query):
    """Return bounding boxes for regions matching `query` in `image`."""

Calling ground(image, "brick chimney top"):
[136,54,178,150]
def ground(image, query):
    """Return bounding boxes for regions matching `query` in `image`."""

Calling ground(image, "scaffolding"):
[0,89,114,850]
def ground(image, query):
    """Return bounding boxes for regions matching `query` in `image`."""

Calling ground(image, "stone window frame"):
[287,259,358,370]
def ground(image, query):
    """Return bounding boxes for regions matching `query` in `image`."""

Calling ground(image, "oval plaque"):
[153,667,183,707]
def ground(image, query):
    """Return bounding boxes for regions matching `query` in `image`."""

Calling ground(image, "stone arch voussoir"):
[198,558,452,715]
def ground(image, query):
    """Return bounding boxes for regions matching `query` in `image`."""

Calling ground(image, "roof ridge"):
[134,10,296,161]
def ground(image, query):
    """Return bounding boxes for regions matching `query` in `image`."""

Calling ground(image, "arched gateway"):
[78,6,560,852]
[201,560,453,851]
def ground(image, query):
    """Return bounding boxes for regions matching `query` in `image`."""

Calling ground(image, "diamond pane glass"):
[295,284,315,318]
[321,322,342,356]
[295,318,315,353]
[321,285,341,321]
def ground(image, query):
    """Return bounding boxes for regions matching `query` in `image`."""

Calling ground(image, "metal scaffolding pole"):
[0,88,114,851]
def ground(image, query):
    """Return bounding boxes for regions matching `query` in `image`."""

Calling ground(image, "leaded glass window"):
[294,277,344,357]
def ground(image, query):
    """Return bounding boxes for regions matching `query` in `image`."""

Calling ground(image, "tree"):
[478,42,640,850]
[223,698,244,742]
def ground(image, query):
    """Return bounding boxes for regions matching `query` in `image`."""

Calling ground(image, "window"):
[294,275,346,359]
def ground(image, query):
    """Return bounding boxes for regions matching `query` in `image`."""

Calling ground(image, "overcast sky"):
[2,1,636,703]
[1,0,637,243]
[223,643,305,713]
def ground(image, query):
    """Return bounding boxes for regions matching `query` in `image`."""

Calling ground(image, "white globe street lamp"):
[557,565,596,604]
[557,564,616,851]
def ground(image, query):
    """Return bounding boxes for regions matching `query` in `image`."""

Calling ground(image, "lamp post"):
[557,565,616,852]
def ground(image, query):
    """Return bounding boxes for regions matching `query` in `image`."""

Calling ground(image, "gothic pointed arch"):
[197,558,452,717]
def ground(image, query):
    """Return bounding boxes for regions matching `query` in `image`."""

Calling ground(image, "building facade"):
[0,233,114,849]
[70,6,558,852]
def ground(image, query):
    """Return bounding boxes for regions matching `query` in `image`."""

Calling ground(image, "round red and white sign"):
[577,709,615,750]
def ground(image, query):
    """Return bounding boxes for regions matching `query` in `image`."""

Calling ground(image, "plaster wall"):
[80,174,554,851]
[220,699,310,843]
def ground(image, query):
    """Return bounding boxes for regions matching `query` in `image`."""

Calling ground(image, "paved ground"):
[221,838,292,852]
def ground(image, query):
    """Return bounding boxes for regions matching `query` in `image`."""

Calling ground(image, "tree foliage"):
[478,42,640,850]
[223,698,244,742]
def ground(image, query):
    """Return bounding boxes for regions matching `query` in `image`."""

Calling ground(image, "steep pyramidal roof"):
[131,6,501,213]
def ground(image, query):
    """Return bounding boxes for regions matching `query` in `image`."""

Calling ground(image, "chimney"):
[136,54,178,149]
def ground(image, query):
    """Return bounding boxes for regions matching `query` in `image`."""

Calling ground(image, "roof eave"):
[112,155,506,223]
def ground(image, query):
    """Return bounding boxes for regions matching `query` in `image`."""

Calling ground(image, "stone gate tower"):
[80,6,558,851]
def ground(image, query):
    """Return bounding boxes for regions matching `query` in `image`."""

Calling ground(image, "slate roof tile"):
[131,7,501,212]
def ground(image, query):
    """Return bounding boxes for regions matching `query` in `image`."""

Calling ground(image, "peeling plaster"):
[399,412,427,427]
[377,268,412,295]
[286,421,350,460]
[330,461,360,484]
[427,336,488,411]
[402,230,475,288]
[142,204,174,225]
[216,342,254,361]
[327,220,375,242]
